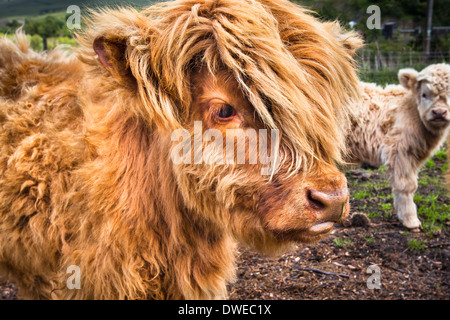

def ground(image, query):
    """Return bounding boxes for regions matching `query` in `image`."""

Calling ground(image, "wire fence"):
[359,50,450,71]
[357,49,450,83]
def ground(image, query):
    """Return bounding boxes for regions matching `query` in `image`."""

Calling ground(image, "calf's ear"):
[398,68,418,90]
[93,36,136,88]
[328,22,364,55]
[339,32,364,55]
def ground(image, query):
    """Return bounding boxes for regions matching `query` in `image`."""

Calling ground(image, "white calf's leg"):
[389,160,421,229]
[393,191,421,229]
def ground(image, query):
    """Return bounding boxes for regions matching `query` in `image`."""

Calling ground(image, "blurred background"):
[0,0,449,84]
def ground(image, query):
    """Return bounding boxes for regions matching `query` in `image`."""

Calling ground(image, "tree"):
[24,16,64,50]
[295,0,449,52]
[0,19,23,33]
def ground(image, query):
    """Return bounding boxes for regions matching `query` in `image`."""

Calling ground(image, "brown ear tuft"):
[93,37,135,87]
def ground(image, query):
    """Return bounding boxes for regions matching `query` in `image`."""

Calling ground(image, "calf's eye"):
[422,93,427,99]
[217,104,236,120]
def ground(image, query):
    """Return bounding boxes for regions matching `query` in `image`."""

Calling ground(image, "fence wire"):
[358,50,450,71]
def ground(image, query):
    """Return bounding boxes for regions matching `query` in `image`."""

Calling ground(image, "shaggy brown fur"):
[0,0,362,299]
[346,64,450,229]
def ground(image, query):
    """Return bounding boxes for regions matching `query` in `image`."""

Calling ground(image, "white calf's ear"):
[398,68,418,90]
[339,31,364,55]
[328,22,364,56]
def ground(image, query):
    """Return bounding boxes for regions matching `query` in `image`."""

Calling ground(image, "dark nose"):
[432,109,447,119]
[306,186,349,222]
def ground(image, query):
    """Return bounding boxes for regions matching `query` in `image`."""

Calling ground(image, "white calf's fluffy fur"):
[347,64,450,229]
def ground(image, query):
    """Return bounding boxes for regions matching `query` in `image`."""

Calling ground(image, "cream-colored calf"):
[347,64,450,229]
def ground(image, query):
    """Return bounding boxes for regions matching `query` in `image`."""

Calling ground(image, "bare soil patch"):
[229,149,449,300]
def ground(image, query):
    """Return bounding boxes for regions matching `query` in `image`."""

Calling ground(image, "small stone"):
[348,169,372,181]
[350,212,370,228]
[342,217,352,227]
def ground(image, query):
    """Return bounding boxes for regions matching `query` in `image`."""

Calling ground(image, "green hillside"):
[0,0,157,19]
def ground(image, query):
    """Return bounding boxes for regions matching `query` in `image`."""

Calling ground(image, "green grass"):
[417,201,450,235]
[442,162,448,174]
[358,64,431,85]
[425,159,436,169]
[359,180,390,191]
[378,165,387,174]
[0,33,77,51]
[353,190,370,200]
[350,178,389,199]
[377,193,394,200]
[434,149,447,162]
[333,237,353,248]
[378,203,393,217]
[348,146,448,237]
[361,234,375,243]
[407,238,427,253]
[418,175,442,187]
[367,210,381,219]
[413,185,450,235]
[378,203,392,212]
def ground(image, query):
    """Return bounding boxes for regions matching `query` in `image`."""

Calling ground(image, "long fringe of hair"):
[76,0,362,176]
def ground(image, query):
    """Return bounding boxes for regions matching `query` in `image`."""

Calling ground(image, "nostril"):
[306,189,326,210]
[432,109,447,118]
[306,187,349,222]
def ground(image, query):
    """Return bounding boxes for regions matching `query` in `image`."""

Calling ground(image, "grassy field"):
[0,0,158,19]
[346,148,449,237]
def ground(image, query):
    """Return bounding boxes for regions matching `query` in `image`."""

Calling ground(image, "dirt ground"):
[1,149,449,300]
[229,149,450,300]
[228,222,449,300]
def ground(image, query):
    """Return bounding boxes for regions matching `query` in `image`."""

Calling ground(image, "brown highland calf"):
[0,0,362,299]
[346,64,450,229]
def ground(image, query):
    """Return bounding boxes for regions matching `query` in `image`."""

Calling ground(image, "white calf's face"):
[398,64,450,133]
[418,81,450,131]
